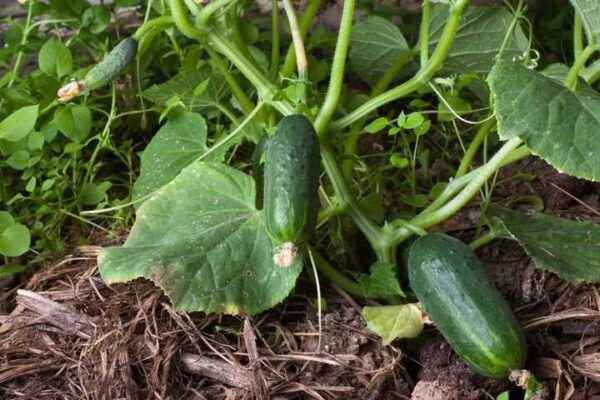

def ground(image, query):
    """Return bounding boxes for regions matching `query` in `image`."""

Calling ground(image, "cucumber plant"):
[81,0,600,391]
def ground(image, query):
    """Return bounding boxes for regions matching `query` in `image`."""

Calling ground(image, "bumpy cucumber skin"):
[83,37,138,91]
[264,115,321,247]
[408,233,527,378]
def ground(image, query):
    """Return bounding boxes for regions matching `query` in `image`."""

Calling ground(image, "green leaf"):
[357,261,404,299]
[349,16,411,85]
[429,5,529,74]
[401,112,425,129]
[81,6,111,34]
[38,38,73,78]
[6,150,30,170]
[487,206,600,283]
[0,211,15,232]
[80,182,111,206]
[54,104,92,143]
[143,66,229,111]
[0,105,39,142]
[389,154,409,169]
[0,223,30,257]
[99,162,302,315]
[489,60,600,181]
[365,117,389,134]
[0,264,26,279]
[570,0,600,44]
[132,112,212,203]
[496,392,509,400]
[362,304,423,345]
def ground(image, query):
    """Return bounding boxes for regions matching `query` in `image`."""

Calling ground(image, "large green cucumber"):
[408,233,527,378]
[83,37,138,91]
[264,115,321,267]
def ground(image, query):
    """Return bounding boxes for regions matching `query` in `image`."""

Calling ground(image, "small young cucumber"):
[83,37,138,91]
[57,37,138,102]
[264,115,321,267]
[408,233,527,378]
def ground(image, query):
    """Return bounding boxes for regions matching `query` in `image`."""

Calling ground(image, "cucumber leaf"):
[143,65,229,111]
[489,60,600,181]
[569,0,600,44]
[100,161,302,315]
[487,206,600,283]
[132,112,210,203]
[362,304,423,345]
[349,16,411,85]
[357,261,405,299]
[429,5,529,74]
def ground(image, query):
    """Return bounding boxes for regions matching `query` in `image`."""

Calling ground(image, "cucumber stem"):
[309,246,363,297]
[282,0,308,80]
[455,119,495,178]
[330,0,472,131]
[280,0,323,78]
[419,0,431,67]
[270,0,281,79]
[565,44,600,91]
[314,0,356,136]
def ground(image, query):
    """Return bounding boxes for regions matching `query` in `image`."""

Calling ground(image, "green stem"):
[133,16,174,41]
[582,59,600,84]
[574,13,584,58]
[310,246,363,297]
[388,138,524,246]
[469,230,497,250]
[197,0,236,27]
[84,85,117,183]
[280,0,322,77]
[282,0,308,80]
[455,119,495,178]
[167,0,205,40]
[419,0,431,67]
[8,0,34,86]
[270,0,281,79]
[321,146,384,251]
[565,44,600,90]
[342,51,416,180]
[330,0,471,131]
[207,48,254,114]
[370,51,416,96]
[314,0,356,136]
[183,0,201,15]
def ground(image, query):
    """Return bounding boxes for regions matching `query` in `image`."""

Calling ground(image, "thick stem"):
[167,0,205,40]
[313,0,356,136]
[207,48,254,114]
[280,0,323,77]
[310,247,363,297]
[270,0,281,79]
[388,138,525,246]
[330,0,472,131]
[196,0,236,27]
[469,230,496,250]
[133,16,174,41]
[455,119,495,178]
[565,44,600,90]
[282,0,308,80]
[321,145,384,250]
[419,0,431,67]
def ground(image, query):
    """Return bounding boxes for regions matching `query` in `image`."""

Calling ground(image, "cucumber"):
[264,115,321,267]
[408,233,527,378]
[83,37,138,91]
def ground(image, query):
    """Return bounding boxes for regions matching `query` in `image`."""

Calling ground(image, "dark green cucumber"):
[408,233,526,378]
[264,115,320,267]
[83,37,138,91]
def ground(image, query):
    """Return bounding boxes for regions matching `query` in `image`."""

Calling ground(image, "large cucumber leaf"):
[100,162,302,315]
[489,60,600,181]
[143,65,229,111]
[487,206,600,283]
[132,112,209,203]
[429,5,529,74]
[569,0,600,44]
[349,16,411,85]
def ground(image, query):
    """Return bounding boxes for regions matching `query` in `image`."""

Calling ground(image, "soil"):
[2,156,600,399]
